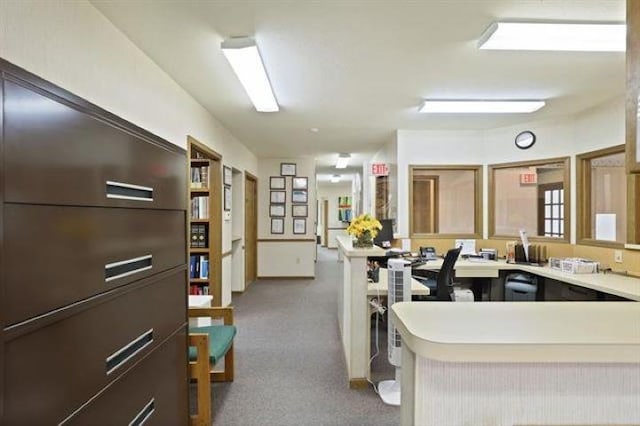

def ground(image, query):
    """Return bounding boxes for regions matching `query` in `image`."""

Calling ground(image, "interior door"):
[244,173,257,286]
[412,176,439,233]
[323,199,328,246]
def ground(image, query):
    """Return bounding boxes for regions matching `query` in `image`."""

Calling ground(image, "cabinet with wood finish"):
[0,59,188,425]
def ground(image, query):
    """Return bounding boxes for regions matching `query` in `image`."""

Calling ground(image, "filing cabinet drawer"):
[3,80,186,209]
[4,204,186,325]
[62,330,188,426]
[3,270,186,425]
[561,283,598,301]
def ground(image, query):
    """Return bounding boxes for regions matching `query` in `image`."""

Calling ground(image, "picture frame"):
[292,204,308,217]
[224,186,231,211]
[270,176,286,190]
[223,166,232,186]
[271,218,284,234]
[291,189,308,203]
[270,190,286,204]
[293,218,306,234]
[292,177,308,190]
[280,162,297,176]
[269,204,285,217]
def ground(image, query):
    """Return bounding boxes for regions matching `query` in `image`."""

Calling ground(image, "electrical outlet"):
[614,250,623,263]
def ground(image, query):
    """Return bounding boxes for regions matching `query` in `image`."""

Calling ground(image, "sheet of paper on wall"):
[595,213,616,241]
[401,238,411,252]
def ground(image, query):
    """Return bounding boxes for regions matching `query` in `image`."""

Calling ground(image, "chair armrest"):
[188,307,234,326]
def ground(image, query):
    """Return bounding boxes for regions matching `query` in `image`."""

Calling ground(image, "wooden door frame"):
[244,172,258,287]
[323,199,328,247]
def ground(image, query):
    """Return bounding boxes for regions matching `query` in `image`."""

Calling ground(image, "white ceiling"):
[92,0,625,172]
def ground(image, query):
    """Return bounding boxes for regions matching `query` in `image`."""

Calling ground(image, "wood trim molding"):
[408,165,483,238]
[627,0,640,173]
[187,135,221,160]
[245,170,258,181]
[576,145,626,247]
[488,156,571,242]
[257,238,316,242]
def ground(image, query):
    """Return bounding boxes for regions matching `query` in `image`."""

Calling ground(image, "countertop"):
[336,235,386,258]
[391,301,640,363]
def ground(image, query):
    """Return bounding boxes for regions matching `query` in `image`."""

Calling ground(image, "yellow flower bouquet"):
[347,213,382,248]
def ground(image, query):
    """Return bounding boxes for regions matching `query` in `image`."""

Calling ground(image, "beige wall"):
[318,182,352,247]
[494,168,538,236]
[591,166,627,243]
[257,158,316,277]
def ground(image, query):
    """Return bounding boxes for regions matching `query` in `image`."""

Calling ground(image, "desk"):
[415,259,640,301]
[367,267,429,297]
[391,301,640,426]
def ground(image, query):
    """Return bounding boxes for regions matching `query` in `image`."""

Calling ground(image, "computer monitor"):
[374,219,394,248]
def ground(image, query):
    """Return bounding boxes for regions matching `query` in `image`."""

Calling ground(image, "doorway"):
[412,176,439,234]
[245,173,258,286]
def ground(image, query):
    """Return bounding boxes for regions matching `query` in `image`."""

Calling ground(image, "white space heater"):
[379,258,412,406]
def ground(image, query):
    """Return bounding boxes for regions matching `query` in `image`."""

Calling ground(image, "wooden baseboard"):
[349,378,369,389]
[256,276,315,280]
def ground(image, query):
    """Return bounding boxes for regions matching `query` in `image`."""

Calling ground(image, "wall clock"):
[515,131,536,150]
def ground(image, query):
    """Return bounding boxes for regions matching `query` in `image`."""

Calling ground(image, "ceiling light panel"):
[478,22,626,52]
[221,37,279,112]
[335,153,351,169]
[419,100,545,114]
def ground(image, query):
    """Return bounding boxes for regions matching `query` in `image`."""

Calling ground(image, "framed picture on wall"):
[270,176,286,190]
[223,166,232,186]
[293,218,306,234]
[224,186,231,211]
[292,204,308,217]
[280,163,297,176]
[271,218,284,234]
[292,177,308,190]
[270,190,286,204]
[270,204,285,217]
[292,189,307,203]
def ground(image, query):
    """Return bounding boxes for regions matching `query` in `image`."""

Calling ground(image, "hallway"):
[208,246,398,425]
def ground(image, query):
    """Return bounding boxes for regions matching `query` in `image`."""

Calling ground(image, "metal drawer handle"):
[106,180,154,202]
[105,255,153,282]
[129,398,155,426]
[106,329,154,375]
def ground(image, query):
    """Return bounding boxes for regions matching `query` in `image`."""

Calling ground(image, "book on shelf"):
[189,254,209,279]
[190,224,208,248]
[191,196,209,219]
[190,284,210,295]
[190,165,210,189]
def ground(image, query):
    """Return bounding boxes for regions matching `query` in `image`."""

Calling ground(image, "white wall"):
[0,0,259,306]
[257,158,317,277]
[318,182,352,248]
[395,96,625,242]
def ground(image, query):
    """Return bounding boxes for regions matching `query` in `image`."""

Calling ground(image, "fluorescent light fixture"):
[419,100,545,114]
[221,37,279,112]
[336,153,351,169]
[331,174,341,183]
[478,22,625,52]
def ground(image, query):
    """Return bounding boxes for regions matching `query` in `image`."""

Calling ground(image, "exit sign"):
[371,163,389,176]
[520,172,538,185]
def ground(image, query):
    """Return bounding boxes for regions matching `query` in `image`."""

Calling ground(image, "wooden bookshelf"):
[187,136,222,305]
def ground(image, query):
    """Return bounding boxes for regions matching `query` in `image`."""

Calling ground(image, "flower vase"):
[353,231,374,248]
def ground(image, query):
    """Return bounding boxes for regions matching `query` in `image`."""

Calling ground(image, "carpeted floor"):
[196,246,399,425]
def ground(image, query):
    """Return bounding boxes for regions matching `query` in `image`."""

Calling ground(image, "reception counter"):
[391,301,640,425]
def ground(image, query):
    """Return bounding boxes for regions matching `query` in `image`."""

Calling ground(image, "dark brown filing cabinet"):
[0,59,189,425]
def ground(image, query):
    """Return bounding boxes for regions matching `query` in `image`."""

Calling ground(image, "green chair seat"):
[188,325,237,364]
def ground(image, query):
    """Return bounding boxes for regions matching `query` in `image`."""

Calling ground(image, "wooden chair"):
[188,307,236,426]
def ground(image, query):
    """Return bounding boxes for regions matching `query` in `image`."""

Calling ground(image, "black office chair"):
[436,247,462,301]
[413,247,462,301]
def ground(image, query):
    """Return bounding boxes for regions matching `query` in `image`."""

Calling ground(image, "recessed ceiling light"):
[478,22,626,52]
[419,100,545,114]
[336,153,351,169]
[309,127,319,133]
[221,37,279,112]
[331,174,341,183]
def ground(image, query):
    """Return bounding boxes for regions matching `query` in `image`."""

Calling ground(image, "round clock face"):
[515,131,536,149]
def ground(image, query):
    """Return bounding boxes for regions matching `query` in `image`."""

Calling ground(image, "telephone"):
[419,246,437,260]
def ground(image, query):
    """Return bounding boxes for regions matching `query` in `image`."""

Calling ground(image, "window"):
[490,157,570,241]
[409,166,482,237]
[577,146,627,246]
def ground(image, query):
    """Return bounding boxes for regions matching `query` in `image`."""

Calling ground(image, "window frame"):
[409,165,483,239]
[576,145,627,248]
[488,156,571,243]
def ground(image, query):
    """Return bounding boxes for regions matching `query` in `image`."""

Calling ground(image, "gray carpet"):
[198,246,399,425]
